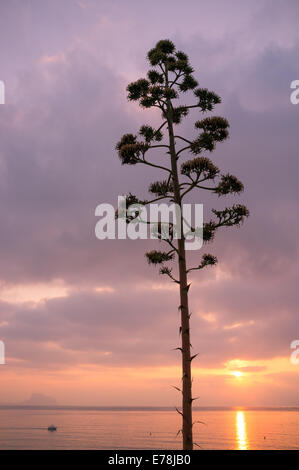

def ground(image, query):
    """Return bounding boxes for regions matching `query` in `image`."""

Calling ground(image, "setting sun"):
[232,371,243,378]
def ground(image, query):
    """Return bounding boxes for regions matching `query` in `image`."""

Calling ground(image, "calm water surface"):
[0,407,298,450]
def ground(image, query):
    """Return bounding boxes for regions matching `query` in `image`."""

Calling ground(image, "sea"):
[0,406,298,450]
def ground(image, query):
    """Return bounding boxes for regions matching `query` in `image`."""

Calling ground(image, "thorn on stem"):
[193,420,206,427]
[183,283,191,292]
[175,407,184,417]
[173,347,183,353]
[190,396,200,403]
[190,353,199,362]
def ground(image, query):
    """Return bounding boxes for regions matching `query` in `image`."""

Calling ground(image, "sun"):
[232,371,243,378]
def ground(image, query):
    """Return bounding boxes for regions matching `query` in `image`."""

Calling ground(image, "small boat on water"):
[47,425,57,432]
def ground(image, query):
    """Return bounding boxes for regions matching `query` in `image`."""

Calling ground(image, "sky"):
[0,0,298,406]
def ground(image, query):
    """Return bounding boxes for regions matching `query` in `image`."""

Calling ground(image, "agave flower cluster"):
[116,38,249,282]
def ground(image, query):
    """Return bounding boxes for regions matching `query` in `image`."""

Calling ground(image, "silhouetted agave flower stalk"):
[116,39,249,450]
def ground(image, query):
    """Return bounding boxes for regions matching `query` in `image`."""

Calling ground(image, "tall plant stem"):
[165,87,193,450]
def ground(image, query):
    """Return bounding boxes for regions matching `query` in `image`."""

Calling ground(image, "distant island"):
[16,393,58,406]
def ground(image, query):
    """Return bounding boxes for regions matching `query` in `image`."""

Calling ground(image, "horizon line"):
[1,404,298,411]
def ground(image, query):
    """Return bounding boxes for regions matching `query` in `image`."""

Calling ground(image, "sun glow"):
[232,371,243,378]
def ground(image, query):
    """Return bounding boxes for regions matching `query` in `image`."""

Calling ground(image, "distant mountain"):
[18,393,58,406]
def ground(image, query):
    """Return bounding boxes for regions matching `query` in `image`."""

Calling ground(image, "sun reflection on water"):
[236,411,248,450]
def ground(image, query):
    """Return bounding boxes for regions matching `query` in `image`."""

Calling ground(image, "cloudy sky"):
[0,0,298,406]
